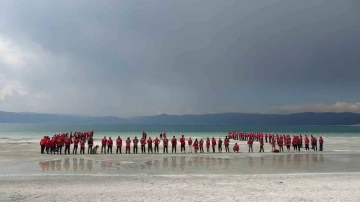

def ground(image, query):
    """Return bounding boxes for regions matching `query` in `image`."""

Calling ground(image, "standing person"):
[163,137,169,153]
[224,136,230,153]
[188,137,193,153]
[154,137,160,153]
[101,136,107,154]
[286,136,291,152]
[313,137,318,151]
[133,137,139,154]
[304,135,310,151]
[218,138,223,153]
[107,137,113,154]
[193,139,199,153]
[180,135,186,153]
[211,137,216,153]
[40,136,46,154]
[125,137,131,154]
[199,139,204,153]
[206,138,210,152]
[319,136,324,151]
[87,137,93,154]
[80,138,86,154]
[50,137,56,154]
[247,138,253,153]
[278,137,284,152]
[259,138,264,152]
[45,137,51,154]
[57,137,64,154]
[293,136,298,151]
[171,136,177,153]
[116,136,122,154]
[64,137,71,154]
[147,137,153,153]
[140,137,146,153]
[73,138,79,154]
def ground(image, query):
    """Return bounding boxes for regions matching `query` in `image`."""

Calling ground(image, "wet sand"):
[1,137,360,201]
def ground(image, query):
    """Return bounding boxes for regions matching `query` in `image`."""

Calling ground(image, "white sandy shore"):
[1,174,360,202]
[1,136,360,201]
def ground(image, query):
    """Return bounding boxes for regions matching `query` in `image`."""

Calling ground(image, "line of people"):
[100,135,235,154]
[40,131,324,155]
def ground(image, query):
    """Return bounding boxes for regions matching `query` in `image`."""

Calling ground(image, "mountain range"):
[0,111,360,125]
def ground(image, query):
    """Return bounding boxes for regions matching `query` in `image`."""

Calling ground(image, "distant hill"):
[0,111,360,125]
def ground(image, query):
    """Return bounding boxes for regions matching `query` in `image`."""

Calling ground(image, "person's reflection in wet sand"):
[199,157,204,166]
[87,160,93,171]
[305,154,310,167]
[260,157,264,167]
[44,161,49,171]
[50,160,55,171]
[194,157,199,167]
[154,160,160,170]
[224,158,229,169]
[79,159,85,171]
[187,157,192,168]
[248,157,253,168]
[312,154,318,164]
[101,161,106,170]
[146,161,152,170]
[206,157,210,168]
[55,159,61,171]
[294,154,301,167]
[180,156,185,171]
[319,154,324,163]
[218,158,223,168]
[163,157,168,169]
[271,155,276,167]
[211,158,217,167]
[171,157,177,170]
[278,155,284,168]
[39,162,46,171]
[73,158,78,171]
[286,154,291,166]
[63,158,70,170]
[106,161,113,170]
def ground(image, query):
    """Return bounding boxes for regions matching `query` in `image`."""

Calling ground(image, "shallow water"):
[0,153,358,176]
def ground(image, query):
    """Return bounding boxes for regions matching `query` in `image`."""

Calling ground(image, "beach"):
[1,129,360,201]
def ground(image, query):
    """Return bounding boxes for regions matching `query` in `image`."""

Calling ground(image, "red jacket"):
[116,138,122,146]
[147,139,153,145]
[180,137,185,145]
[107,139,113,146]
[171,138,177,145]
[74,139,79,146]
[154,139,160,145]
[163,139,168,146]
[188,139,193,145]
[64,138,71,146]
[102,138,107,145]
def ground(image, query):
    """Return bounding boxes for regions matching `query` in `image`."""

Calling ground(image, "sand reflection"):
[38,154,325,172]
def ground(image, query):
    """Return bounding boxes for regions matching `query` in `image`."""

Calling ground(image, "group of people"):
[39,131,324,155]
[39,131,94,154]
[228,132,324,152]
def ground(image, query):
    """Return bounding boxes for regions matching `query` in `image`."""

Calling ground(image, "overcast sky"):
[0,0,359,117]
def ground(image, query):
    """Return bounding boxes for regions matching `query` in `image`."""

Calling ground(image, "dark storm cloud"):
[0,0,359,116]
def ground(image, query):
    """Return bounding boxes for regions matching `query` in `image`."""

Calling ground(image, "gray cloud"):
[0,0,359,116]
